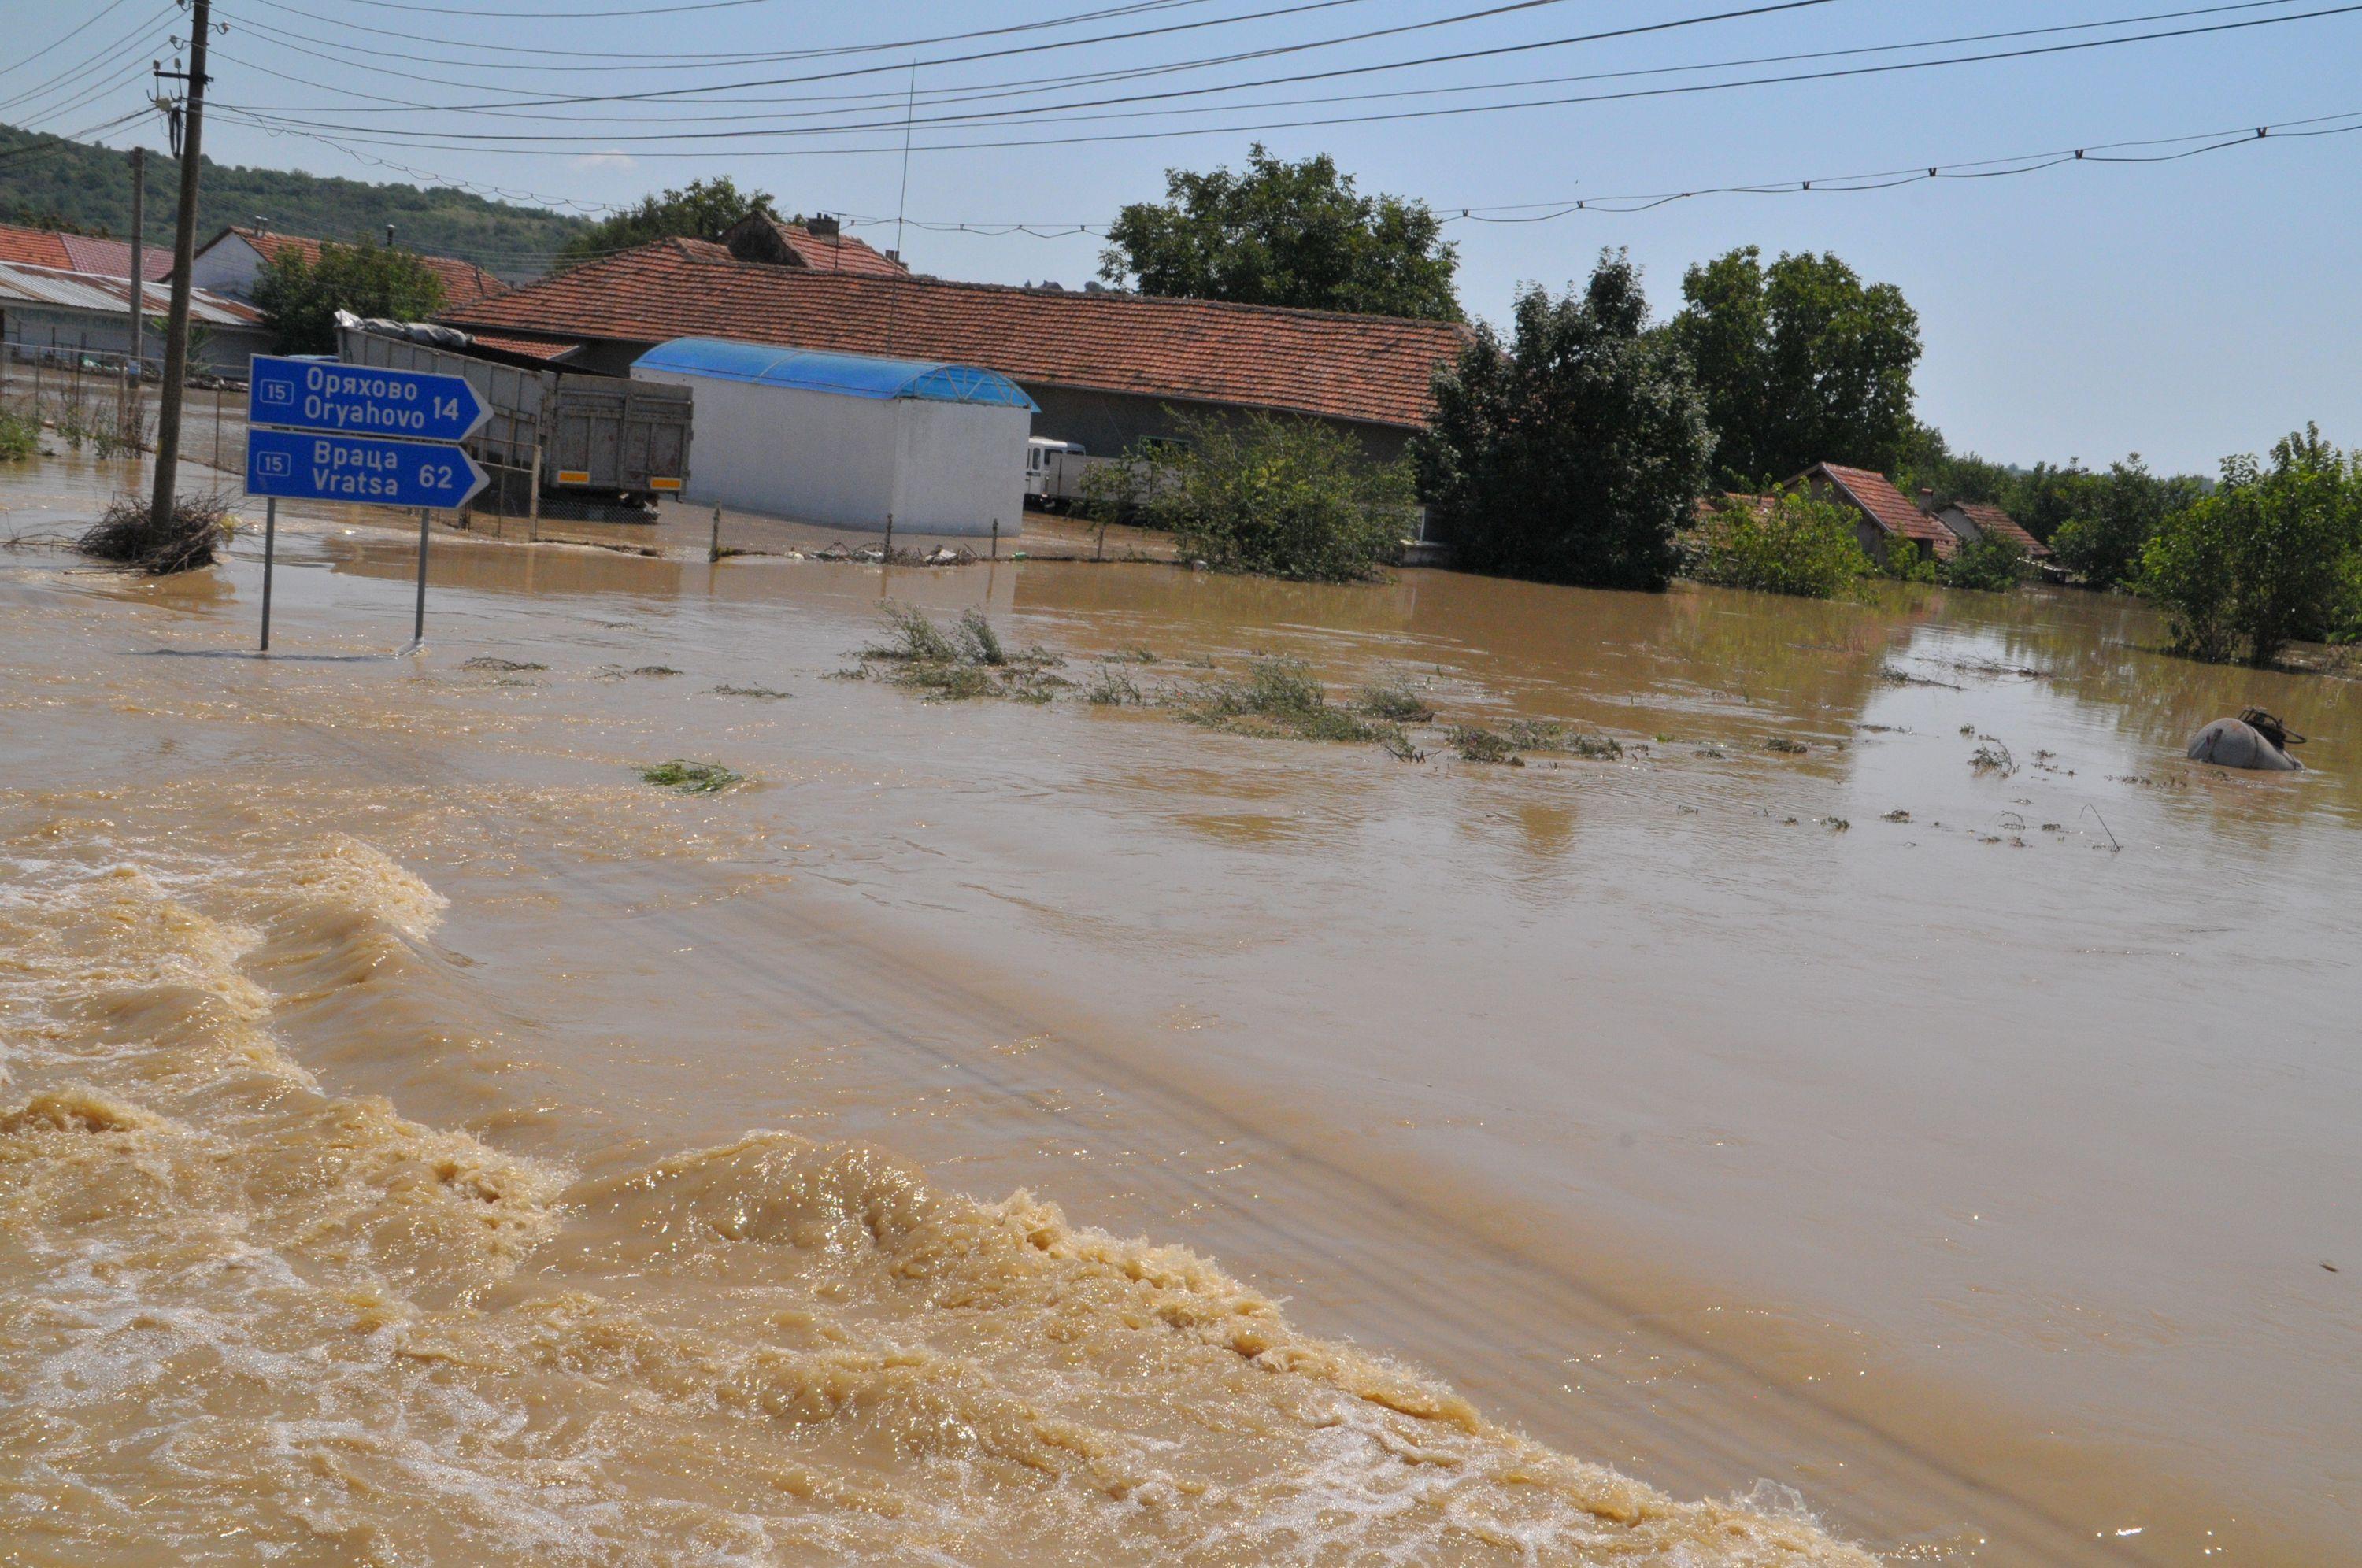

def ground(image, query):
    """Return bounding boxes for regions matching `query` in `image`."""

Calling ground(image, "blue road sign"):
[248,353,489,443]
[246,426,488,510]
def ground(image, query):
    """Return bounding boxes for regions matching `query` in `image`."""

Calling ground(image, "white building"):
[631,338,1035,538]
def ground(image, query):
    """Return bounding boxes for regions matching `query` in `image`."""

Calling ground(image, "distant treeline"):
[0,123,589,280]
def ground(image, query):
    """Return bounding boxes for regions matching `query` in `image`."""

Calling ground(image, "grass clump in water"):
[1500,719,1623,759]
[1449,726,1523,766]
[1083,667,1143,705]
[1178,655,1409,749]
[76,492,233,575]
[712,682,792,699]
[1357,680,1435,723]
[639,759,743,793]
[856,602,1063,701]
[463,656,546,672]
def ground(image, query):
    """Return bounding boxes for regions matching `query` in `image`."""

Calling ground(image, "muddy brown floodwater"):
[2,451,2356,1565]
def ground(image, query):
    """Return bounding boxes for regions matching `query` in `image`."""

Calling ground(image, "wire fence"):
[0,342,252,479]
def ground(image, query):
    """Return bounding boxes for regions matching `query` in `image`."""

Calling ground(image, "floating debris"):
[639,759,743,793]
[1763,736,1809,754]
[76,492,233,575]
[711,683,792,699]
[462,656,546,672]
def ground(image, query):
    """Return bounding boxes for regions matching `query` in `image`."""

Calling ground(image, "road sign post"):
[242,354,489,652]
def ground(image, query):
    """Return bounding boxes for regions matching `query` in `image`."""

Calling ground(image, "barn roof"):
[441,239,1468,431]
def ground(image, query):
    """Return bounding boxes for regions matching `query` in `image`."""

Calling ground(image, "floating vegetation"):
[76,492,233,575]
[854,603,1065,702]
[1820,816,1852,831]
[1879,667,1966,690]
[1357,680,1436,723]
[631,665,682,678]
[1179,656,1408,748]
[1881,809,1912,823]
[1501,719,1623,759]
[1694,747,1729,760]
[1082,667,1144,706]
[1100,645,1161,664]
[1449,726,1523,766]
[1970,738,2017,776]
[639,759,742,793]
[711,683,792,699]
[463,656,546,673]
[1763,736,1809,755]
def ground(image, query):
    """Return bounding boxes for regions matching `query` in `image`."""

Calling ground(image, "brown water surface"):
[2,453,2355,1564]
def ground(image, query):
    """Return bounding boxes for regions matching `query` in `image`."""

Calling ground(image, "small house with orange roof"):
[1788,462,1959,563]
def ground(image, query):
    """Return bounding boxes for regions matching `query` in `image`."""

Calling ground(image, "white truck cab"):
[1025,438,1086,504]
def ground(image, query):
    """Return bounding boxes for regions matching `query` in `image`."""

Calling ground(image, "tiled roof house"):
[1932,498,2052,560]
[1791,462,1960,561]
[184,226,509,310]
[439,237,1469,461]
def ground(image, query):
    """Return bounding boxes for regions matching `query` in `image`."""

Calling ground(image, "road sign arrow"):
[248,353,489,444]
[246,427,490,511]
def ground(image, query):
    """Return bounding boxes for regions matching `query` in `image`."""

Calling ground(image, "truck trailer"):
[336,314,693,521]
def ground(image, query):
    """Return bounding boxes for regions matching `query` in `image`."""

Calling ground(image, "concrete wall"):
[888,398,1030,536]
[633,366,1026,536]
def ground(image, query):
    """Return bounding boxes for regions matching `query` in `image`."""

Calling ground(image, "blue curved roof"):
[634,338,1038,410]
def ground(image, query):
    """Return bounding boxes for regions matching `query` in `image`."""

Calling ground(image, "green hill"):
[0,123,589,281]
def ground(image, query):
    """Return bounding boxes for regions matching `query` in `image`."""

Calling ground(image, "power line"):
[0,0,140,87]
[212,2,2362,157]
[225,0,1252,73]
[213,0,1583,113]
[216,0,1843,135]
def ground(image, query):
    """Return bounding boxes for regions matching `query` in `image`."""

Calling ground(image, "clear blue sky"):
[9,0,2360,474]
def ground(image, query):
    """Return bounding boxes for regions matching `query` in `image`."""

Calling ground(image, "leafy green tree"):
[251,242,446,354]
[1893,422,2012,508]
[2048,457,2207,589]
[1937,534,2029,593]
[2142,425,2360,665]
[1686,487,1874,597]
[1411,251,1713,591]
[1099,145,1460,320]
[1111,409,1412,582]
[1671,246,1921,487]
[2003,460,2093,545]
[557,177,776,266]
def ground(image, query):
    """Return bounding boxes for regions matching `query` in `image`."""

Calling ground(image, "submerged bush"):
[76,492,234,575]
[855,603,1065,701]
[1936,534,2029,594]
[1179,655,1408,746]
[1116,409,1412,582]
[0,409,35,462]
[1684,488,1873,598]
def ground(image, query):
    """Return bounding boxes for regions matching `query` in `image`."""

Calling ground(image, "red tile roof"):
[1953,501,2050,559]
[1805,463,1958,557]
[209,227,511,309]
[0,223,75,270]
[58,234,172,280]
[469,332,580,361]
[439,239,1469,430]
[769,220,907,278]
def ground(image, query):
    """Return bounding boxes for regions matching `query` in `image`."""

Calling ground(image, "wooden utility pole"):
[124,148,145,439]
[150,0,213,523]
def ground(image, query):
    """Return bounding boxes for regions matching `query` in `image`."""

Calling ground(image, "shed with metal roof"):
[631,338,1036,538]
